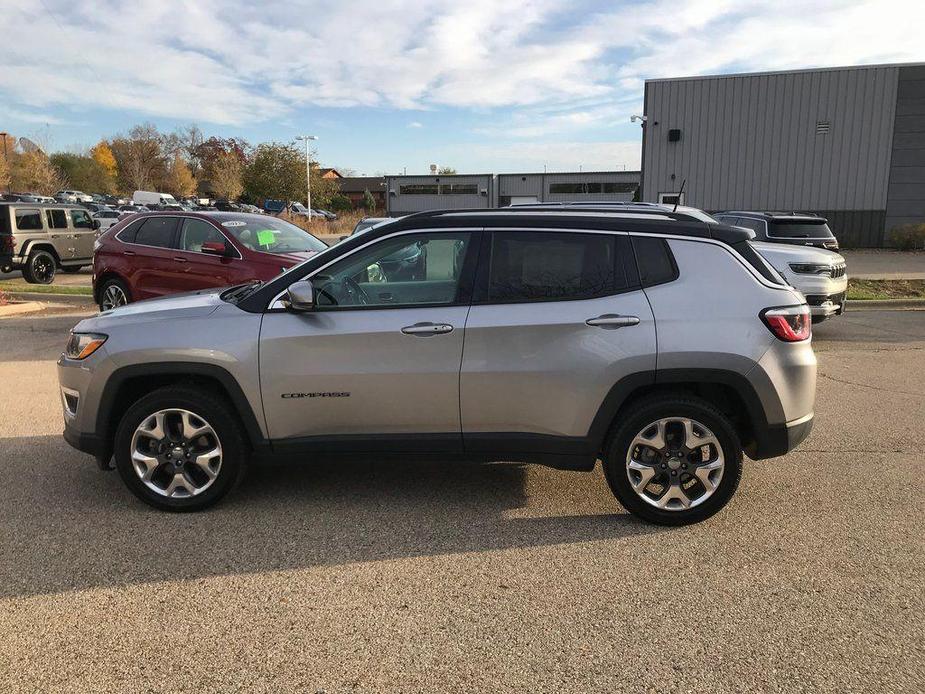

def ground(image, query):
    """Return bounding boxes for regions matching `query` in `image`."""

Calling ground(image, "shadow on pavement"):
[0,435,656,599]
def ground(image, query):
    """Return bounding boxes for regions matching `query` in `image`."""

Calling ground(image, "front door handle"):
[173,256,188,263]
[401,322,454,336]
[122,250,135,256]
[586,314,640,328]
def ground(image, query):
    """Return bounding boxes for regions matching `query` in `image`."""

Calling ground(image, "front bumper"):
[806,291,847,320]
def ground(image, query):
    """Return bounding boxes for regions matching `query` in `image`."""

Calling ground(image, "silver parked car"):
[58,206,816,524]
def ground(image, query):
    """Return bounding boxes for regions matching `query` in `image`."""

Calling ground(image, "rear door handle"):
[173,256,188,263]
[586,314,640,328]
[401,322,454,336]
[122,250,135,256]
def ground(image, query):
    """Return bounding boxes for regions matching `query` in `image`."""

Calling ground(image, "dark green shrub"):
[889,223,925,251]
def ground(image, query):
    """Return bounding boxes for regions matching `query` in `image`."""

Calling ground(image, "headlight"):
[789,263,832,276]
[65,332,107,360]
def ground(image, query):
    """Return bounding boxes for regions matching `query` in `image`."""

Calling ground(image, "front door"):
[259,229,478,448]
[173,217,246,292]
[460,230,657,451]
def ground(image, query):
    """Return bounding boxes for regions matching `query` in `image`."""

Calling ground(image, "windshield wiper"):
[222,280,263,301]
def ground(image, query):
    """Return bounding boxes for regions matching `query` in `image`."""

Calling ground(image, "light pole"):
[296,135,318,220]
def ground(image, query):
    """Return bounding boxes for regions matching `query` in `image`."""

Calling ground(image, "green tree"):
[437,166,457,175]
[49,153,112,193]
[328,193,352,212]
[363,188,376,211]
[242,141,337,206]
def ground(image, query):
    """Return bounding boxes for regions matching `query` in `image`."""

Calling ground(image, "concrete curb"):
[848,299,925,310]
[5,291,95,306]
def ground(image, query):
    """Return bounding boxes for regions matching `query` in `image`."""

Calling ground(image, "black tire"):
[21,249,57,284]
[61,265,84,273]
[98,277,131,311]
[602,395,743,526]
[113,385,247,511]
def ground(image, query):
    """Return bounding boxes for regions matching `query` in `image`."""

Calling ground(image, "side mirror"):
[285,280,315,312]
[92,219,101,230]
[202,241,232,257]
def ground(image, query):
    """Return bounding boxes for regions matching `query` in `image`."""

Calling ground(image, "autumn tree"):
[90,141,118,192]
[0,133,14,192]
[165,153,196,198]
[12,150,65,195]
[109,123,167,192]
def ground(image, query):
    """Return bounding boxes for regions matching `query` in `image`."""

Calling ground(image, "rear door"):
[460,229,656,453]
[44,208,72,259]
[119,216,181,299]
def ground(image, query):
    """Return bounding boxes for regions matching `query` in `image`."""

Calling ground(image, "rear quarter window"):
[14,208,43,231]
[631,236,678,287]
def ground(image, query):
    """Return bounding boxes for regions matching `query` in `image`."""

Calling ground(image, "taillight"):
[761,305,811,342]
[1,235,13,252]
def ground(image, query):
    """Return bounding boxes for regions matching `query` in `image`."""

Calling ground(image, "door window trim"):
[267,227,483,312]
[115,215,185,251]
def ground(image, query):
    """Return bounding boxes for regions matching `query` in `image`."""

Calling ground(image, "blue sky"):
[1,0,923,175]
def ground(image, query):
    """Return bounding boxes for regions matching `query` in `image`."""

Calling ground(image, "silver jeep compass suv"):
[58,207,816,525]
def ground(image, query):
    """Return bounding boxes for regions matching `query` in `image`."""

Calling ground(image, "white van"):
[133,190,179,207]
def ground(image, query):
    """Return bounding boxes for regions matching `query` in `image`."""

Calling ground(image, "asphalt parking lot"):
[0,309,923,693]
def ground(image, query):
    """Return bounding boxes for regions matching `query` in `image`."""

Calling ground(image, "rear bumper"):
[747,412,814,460]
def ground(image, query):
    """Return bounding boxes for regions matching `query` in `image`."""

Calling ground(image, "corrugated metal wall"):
[642,65,906,246]
[497,172,640,203]
[884,65,925,241]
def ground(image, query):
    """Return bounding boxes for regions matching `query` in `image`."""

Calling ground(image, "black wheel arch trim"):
[95,362,268,460]
[587,367,788,460]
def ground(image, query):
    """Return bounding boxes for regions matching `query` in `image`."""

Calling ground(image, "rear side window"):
[15,208,43,231]
[133,217,179,248]
[486,231,625,303]
[46,209,68,229]
[631,236,678,287]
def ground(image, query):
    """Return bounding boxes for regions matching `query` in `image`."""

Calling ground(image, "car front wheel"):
[98,278,130,311]
[114,386,247,511]
[603,395,743,525]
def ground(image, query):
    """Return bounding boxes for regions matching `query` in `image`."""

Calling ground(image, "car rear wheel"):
[603,395,742,525]
[99,278,130,311]
[21,249,57,284]
[114,386,246,511]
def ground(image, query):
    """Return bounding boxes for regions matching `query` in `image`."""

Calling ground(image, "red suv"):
[93,212,328,310]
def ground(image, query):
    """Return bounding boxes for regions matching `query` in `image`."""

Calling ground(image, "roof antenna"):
[673,179,686,213]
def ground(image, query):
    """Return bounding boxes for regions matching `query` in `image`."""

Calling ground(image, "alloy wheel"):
[625,417,725,510]
[129,409,222,498]
[33,255,54,283]
[101,284,128,310]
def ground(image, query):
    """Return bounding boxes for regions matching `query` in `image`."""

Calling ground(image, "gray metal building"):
[386,171,640,215]
[385,174,495,216]
[497,171,640,206]
[640,62,925,247]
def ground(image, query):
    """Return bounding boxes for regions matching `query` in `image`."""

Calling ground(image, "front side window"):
[313,232,472,308]
[70,209,93,229]
[46,209,68,229]
[133,217,179,248]
[486,231,624,303]
[179,219,227,253]
[15,208,43,231]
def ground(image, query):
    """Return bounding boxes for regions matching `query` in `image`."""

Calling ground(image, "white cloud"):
[408,121,423,128]
[0,0,922,135]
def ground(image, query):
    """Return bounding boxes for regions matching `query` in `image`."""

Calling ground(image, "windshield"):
[218,214,327,254]
[769,220,834,239]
